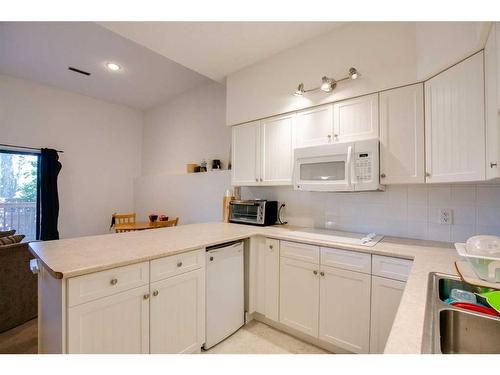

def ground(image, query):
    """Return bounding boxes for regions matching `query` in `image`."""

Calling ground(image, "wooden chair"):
[112,213,136,233]
[154,217,179,228]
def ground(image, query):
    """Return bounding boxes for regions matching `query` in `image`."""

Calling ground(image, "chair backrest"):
[154,217,179,228]
[113,213,136,225]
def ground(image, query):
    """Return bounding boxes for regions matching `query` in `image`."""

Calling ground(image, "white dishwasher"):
[204,240,244,349]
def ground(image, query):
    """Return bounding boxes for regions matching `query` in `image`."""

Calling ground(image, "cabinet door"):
[261,114,294,185]
[369,276,406,354]
[318,266,371,353]
[485,23,500,180]
[425,52,485,183]
[380,84,425,184]
[333,93,379,142]
[150,269,205,354]
[67,286,150,354]
[254,237,280,321]
[279,257,319,337]
[231,121,261,186]
[294,104,334,147]
[264,238,280,321]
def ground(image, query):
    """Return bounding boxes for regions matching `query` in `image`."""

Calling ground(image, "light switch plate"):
[439,208,453,225]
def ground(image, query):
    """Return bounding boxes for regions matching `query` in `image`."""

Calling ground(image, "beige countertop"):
[29,221,460,354]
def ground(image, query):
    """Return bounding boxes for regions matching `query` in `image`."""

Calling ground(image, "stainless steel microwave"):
[229,200,278,226]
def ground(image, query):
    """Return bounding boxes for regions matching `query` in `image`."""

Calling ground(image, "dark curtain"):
[39,149,62,241]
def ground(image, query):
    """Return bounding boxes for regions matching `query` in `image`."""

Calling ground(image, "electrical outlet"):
[439,208,453,225]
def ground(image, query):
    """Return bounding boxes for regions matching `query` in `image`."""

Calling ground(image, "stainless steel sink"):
[425,273,500,354]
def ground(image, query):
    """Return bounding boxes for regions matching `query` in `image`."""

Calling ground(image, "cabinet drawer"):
[150,248,205,282]
[68,262,149,307]
[321,247,371,274]
[280,241,320,264]
[372,255,413,281]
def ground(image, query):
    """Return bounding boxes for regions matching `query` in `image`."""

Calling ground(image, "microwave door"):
[295,153,352,191]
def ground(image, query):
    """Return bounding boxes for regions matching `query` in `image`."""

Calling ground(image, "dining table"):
[113,220,176,232]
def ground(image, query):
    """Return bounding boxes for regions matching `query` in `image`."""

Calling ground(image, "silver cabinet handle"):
[153,290,159,297]
[110,278,118,285]
[380,173,386,178]
[313,270,318,275]
[491,162,498,168]
[143,293,150,300]
[320,271,325,277]
[177,261,183,267]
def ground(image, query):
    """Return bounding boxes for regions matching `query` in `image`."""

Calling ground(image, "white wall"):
[134,170,231,224]
[142,82,230,175]
[0,74,143,238]
[226,22,489,126]
[242,183,500,243]
[135,82,231,224]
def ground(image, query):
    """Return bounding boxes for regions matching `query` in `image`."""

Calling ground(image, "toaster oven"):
[229,200,278,226]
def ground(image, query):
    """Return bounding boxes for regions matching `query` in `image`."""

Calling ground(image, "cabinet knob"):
[491,162,498,168]
[143,293,150,300]
[209,256,214,261]
[269,244,273,250]
[327,134,332,141]
[320,271,325,277]
[313,270,318,275]
[255,178,258,182]
[177,261,183,267]
[333,134,338,141]
[260,178,263,182]
[110,278,118,285]
[425,172,431,177]
[380,173,386,178]
[153,290,159,297]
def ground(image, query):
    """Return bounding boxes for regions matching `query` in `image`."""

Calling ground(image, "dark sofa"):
[0,242,38,333]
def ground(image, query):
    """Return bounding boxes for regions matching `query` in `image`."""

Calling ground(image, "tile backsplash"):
[242,183,500,243]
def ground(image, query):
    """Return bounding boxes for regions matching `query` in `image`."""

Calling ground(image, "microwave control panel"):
[354,152,373,181]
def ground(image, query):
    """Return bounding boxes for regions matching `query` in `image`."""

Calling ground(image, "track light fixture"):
[293,67,359,96]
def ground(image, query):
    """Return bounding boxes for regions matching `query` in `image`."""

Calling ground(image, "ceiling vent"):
[68,66,91,76]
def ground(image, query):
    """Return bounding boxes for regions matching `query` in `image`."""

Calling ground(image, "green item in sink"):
[480,291,500,313]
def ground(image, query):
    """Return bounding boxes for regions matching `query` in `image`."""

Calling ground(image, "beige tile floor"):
[0,319,328,354]
[204,320,328,354]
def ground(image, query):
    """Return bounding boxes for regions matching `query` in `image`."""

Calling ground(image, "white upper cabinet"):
[424,52,486,183]
[294,104,334,147]
[333,93,379,142]
[261,114,294,185]
[231,121,261,186]
[379,84,425,184]
[485,22,500,180]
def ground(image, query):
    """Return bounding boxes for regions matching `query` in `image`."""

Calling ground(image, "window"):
[0,150,40,240]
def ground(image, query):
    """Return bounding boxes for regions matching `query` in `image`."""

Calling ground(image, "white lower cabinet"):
[369,276,406,354]
[67,285,150,354]
[279,257,319,337]
[150,269,205,354]
[318,266,371,353]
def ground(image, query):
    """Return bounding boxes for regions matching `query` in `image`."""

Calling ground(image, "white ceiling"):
[0,22,212,110]
[99,22,345,82]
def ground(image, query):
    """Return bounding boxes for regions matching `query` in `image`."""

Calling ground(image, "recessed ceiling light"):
[106,62,121,71]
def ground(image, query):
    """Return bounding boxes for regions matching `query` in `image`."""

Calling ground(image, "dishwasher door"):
[204,241,244,349]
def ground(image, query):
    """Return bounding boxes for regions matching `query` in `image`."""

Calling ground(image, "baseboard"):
[249,312,353,354]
